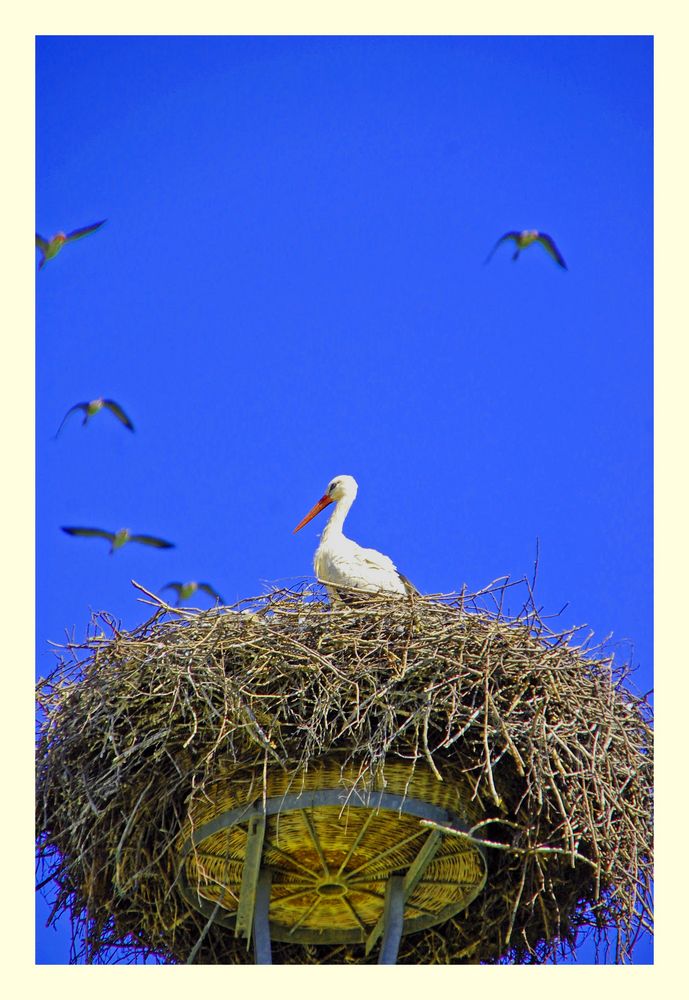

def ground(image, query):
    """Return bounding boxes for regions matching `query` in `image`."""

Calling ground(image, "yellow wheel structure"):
[178,758,487,962]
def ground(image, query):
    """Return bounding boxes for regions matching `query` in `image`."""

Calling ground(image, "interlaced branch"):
[36,579,653,964]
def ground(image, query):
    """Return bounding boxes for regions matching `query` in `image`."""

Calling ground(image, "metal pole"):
[366,829,443,955]
[252,868,273,965]
[377,875,405,965]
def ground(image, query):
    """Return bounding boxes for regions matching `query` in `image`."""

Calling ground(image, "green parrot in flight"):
[485,229,567,269]
[61,527,175,555]
[55,398,134,437]
[162,581,225,605]
[36,219,107,269]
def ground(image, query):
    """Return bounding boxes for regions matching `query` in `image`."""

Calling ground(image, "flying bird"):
[61,527,174,555]
[485,229,567,269]
[36,219,107,269]
[162,581,224,605]
[293,474,418,602]
[55,398,135,437]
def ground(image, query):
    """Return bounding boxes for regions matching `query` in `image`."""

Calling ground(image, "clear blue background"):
[36,35,653,964]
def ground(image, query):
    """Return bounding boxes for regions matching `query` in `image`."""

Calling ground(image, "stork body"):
[293,475,416,600]
[55,397,134,437]
[61,526,174,555]
[485,229,567,269]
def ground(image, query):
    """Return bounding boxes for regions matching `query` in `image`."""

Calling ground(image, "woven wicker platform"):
[178,757,487,946]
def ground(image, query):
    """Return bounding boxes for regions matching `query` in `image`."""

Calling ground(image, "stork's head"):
[293,475,358,533]
[325,475,358,502]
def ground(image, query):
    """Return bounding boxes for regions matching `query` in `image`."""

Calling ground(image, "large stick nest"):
[36,580,653,964]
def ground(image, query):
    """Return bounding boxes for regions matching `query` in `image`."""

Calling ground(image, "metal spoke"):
[389,898,437,919]
[263,839,321,879]
[270,885,319,904]
[348,871,410,885]
[345,885,386,904]
[349,885,436,918]
[287,895,322,936]
[340,895,367,932]
[347,828,427,878]
[301,810,330,876]
[335,810,377,876]
[348,873,482,890]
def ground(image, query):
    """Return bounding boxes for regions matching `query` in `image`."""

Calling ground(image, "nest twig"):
[36,579,653,964]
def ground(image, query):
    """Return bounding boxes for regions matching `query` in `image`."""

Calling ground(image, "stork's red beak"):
[293,494,333,533]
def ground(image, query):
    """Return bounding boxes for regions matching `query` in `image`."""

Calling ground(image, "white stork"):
[293,474,417,600]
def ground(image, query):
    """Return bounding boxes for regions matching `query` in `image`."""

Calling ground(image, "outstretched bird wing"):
[62,526,115,542]
[199,583,224,603]
[535,232,567,269]
[55,402,88,437]
[129,534,175,549]
[103,399,135,431]
[161,583,184,603]
[65,219,107,242]
[484,231,520,264]
[35,234,50,269]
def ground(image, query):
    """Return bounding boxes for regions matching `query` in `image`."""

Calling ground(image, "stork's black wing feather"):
[199,583,224,603]
[536,232,567,269]
[62,526,115,542]
[65,219,107,242]
[484,231,521,264]
[103,399,135,431]
[129,534,175,549]
[55,402,88,437]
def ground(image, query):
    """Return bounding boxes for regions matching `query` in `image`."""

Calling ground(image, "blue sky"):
[35,35,652,964]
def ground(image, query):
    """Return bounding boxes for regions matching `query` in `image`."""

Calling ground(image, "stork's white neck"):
[321,493,355,543]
